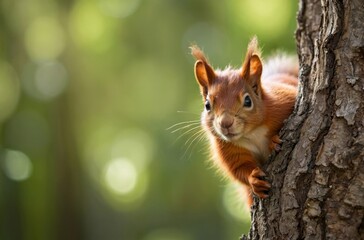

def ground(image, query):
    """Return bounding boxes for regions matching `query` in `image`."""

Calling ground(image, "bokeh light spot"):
[2,150,33,181]
[35,61,68,100]
[0,61,20,123]
[83,127,151,208]
[231,0,291,38]
[24,16,65,61]
[69,1,113,52]
[104,158,138,195]
[111,129,154,171]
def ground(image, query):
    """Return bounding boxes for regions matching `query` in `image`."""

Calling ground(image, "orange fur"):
[191,37,298,208]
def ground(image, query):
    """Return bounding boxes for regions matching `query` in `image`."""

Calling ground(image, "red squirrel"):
[190,37,298,207]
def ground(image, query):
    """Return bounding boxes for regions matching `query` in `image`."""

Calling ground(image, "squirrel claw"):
[270,135,282,152]
[248,168,271,199]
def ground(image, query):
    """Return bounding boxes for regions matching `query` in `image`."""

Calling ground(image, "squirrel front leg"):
[226,151,271,199]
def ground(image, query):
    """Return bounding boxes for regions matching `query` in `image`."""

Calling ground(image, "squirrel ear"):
[249,54,262,82]
[241,37,262,89]
[243,54,262,94]
[194,60,215,97]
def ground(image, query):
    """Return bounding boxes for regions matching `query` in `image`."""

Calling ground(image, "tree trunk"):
[242,0,364,239]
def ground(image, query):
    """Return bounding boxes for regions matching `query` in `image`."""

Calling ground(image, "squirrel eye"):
[243,94,253,108]
[205,100,211,111]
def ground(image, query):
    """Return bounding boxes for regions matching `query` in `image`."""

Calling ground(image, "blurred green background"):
[0,0,297,239]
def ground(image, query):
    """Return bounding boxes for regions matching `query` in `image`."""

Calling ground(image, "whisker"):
[171,122,200,133]
[166,120,200,130]
[175,125,202,142]
[184,129,204,146]
[182,129,205,160]
[196,133,208,153]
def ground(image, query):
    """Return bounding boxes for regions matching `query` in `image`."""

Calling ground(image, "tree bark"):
[242,0,364,239]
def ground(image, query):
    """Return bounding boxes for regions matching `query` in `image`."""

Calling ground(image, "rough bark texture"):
[242,0,364,239]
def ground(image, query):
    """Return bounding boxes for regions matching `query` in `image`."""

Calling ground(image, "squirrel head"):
[191,37,266,142]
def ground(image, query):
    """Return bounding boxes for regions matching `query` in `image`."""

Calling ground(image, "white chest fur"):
[235,126,270,163]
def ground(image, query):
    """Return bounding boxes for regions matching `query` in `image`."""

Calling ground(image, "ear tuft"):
[190,45,209,63]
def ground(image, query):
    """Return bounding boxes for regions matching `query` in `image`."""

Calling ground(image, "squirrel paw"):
[248,168,271,199]
[270,135,282,152]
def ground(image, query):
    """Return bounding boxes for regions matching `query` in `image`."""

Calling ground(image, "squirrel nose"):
[219,116,234,129]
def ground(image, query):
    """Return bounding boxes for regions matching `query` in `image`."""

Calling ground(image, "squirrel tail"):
[262,54,299,79]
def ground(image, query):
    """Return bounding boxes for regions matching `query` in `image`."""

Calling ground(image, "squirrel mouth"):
[225,133,237,138]
[220,132,240,141]
[214,124,241,141]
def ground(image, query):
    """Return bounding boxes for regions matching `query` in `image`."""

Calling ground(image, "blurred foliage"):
[0,0,297,239]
